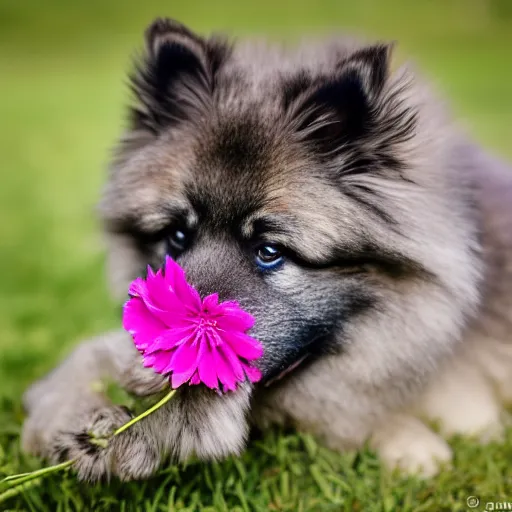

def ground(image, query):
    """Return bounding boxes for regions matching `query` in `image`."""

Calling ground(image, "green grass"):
[1,0,512,510]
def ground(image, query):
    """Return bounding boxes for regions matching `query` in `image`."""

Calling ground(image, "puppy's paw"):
[371,414,452,478]
[22,392,105,458]
[119,362,168,397]
[22,407,52,457]
[417,358,505,444]
[50,406,161,482]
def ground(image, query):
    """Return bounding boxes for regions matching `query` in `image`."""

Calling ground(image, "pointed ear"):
[341,43,395,99]
[288,43,395,155]
[130,18,229,133]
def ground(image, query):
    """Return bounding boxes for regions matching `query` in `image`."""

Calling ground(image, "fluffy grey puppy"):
[21,18,512,481]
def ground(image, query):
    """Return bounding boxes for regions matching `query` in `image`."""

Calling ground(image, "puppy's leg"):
[254,357,453,478]
[370,414,452,477]
[22,331,252,481]
[470,339,512,407]
[257,389,453,477]
[46,383,252,481]
[23,332,133,453]
[22,331,165,480]
[416,356,504,443]
[374,354,506,478]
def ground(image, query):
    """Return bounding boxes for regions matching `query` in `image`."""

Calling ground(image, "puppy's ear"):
[341,43,394,101]
[130,18,229,133]
[289,44,394,155]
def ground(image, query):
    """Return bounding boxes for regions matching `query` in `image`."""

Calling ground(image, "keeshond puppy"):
[22,19,512,481]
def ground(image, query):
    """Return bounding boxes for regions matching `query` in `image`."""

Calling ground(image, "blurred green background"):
[0,0,511,510]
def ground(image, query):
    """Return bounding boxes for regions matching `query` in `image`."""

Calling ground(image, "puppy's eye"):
[166,228,188,254]
[255,244,284,270]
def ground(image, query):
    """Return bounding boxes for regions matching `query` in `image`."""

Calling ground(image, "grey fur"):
[22,19,512,480]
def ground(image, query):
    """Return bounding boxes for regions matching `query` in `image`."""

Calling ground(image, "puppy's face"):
[101,19,481,385]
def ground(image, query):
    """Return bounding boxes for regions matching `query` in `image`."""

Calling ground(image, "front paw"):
[50,406,161,482]
[371,414,452,478]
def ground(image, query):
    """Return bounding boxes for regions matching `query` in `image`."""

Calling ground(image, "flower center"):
[198,317,217,329]
[194,314,223,347]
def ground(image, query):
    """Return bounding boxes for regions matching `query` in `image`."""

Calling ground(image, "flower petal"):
[171,365,199,388]
[197,341,218,389]
[128,277,148,299]
[163,256,184,289]
[164,257,202,311]
[241,362,262,383]
[136,266,192,327]
[184,290,202,313]
[146,269,186,315]
[212,347,237,391]
[142,354,155,367]
[216,308,255,332]
[141,294,190,330]
[218,343,245,381]
[123,297,166,352]
[145,349,174,374]
[218,341,245,382]
[189,371,201,385]
[202,293,219,312]
[222,331,263,360]
[167,337,201,388]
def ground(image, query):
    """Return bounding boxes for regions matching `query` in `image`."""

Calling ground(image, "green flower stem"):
[0,388,177,504]
[0,478,45,503]
[114,389,176,436]
[2,460,74,486]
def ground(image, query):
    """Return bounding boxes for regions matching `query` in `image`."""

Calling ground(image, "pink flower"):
[122,256,263,391]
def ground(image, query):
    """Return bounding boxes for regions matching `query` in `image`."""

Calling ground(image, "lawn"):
[0,0,511,510]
